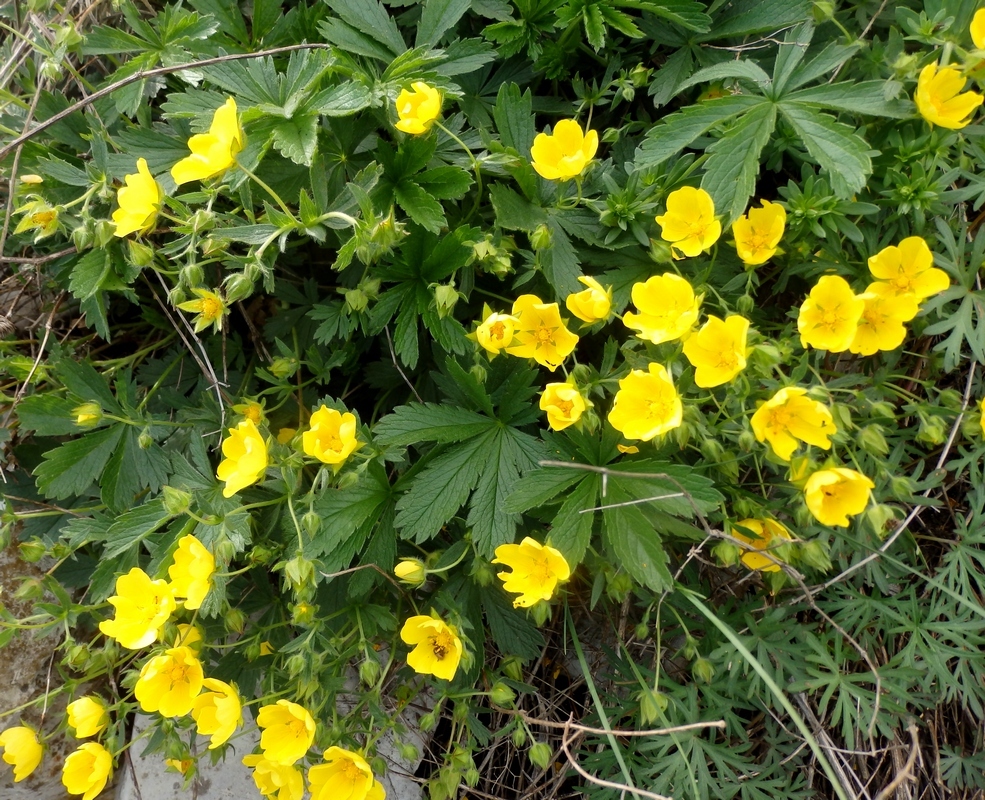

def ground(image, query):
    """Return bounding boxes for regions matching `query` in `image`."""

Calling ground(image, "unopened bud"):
[713,540,742,567]
[529,600,551,626]
[799,539,832,572]
[637,689,668,725]
[530,223,552,251]
[162,486,192,516]
[359,656,381,686]
[138,430,153,450]
[394,558,427,587]
[501,656,524,682]
[73,402,102,428]
[692,657,715,684]
[15,577,45,600]
[419,712,436,732]
[344,288,369,313]
[470,558,495,587]
[128,239,155,267]
[433,282,459,319]
[489,682,516,706]
[180,264,204,288]
[301,511,321,537]
[736,294,755,315]
[398,742,419,762]
[469,363,487,384]
[528,742,552,770]
[18,540,47,563]
[511,725,527,747]
[224,273,254,304]
[917,413,947,446]
[286,653,307,677]
[634,622,650,640]
[269,357,298,379]
[188,209,214,233]
[869,400,896,420]
[866,504,897,539]
[226,608,247,634]
[858,425,889,456]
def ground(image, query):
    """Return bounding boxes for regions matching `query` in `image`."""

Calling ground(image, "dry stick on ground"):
[874,724,920,800]
[0,246,79,265]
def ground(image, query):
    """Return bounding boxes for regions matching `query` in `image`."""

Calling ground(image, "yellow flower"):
[256,701,316,766]
[475,311,518,356]
[400,614,463,681]
[217,419,268,498]
[171,97,244,185]
[168,534,215,610]
[505,294,579,371]
[492,537,571,608]
[243,754,304,800]
[308,747,385,800]
[539,382,587,431]
[0,725,43,782]
[277,427,297,444]
[62,742,112,800]
[867,236,949,301]
[395,82,442,134]
[682,314,749,388]
[98,567,176,649]
[622,273,700,345]
[530,118,599,181]
[192,678,242,749]
[915,62,983,129]
[849,283,920,356]
[750,387,836,461]
[112,158,162,238]
[13,199,60,239]
[797,275,864,352]
[165,758,193,775]
[134,646,205,718]
[73,402,102,427]
[655,186,722,258]
[173,623,203,651]
[974,8,985,49]
[565,275,612,324]
[233,400,265,425]
[395,558,427,586]
[177,288,229,334]
[259,641,275,656]
[302,405,363,468]
[732,199,786,266]
[732,519,793,572]
[804,468,874,527]
[66,697,109,739]
[607,362,682,441]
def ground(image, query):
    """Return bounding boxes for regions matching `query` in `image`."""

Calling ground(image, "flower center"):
[200,298,222,321]
[490,321,506,340]
[535,326,555,344]
[32,211,56,225]
[768,406,793,434]
[554,398,573,416]
[287,718,307,739]
[429,631,454,661]
[168,663,188,684]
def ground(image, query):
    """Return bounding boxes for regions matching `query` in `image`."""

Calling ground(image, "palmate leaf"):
[35,426,124,500]
[603,483,673,593]
[416,0,471,47]
[778,104,872,197]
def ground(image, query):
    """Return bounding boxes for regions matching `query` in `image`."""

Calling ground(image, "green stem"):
[236,160,298,222]
[435,121,482,222]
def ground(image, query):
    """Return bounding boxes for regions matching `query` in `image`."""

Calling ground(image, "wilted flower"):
[243,754,304,800]
[732,199,785,266]
[867,236,949,301]
[732,519,793,572]
[62,742,112,800]
[804,468,875,527]
[682,315,749,388]
[217,419,268,498]
[177,288,229,334]
[849,284,920,356]
[395,82,442,134]
[622,273,700,345]
[539,382,587,431]
[475,311,518,356]
[112,158,162,237]
[915,62,983,129]
[565,275,612,324]
[608,362,682,441]
[256,701,316,765]
[492,537,571,608]
[168,534,215,610]
[400,615,463,681]
[655,186,721,258]
[0,726,43,782]
[192,678,243,749]
[302,405,362,468]
[530,119,599,181]
[98,567,176,649]
[134,646,205,718]
[797,275,864,352]
[308,747,385,800]
[505,294,579,371]
[750,387,836,461]
[66,697,109,739]
[171,97,244,184]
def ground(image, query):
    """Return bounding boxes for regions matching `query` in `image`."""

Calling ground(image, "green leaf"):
[393,304,420,368]
[320,0,405,60]
[483,589,545,659]
[271,115,319,166]
[701,101,777,223]
[100,429,169,512]
[787,82,915,119]
[82,26,148,54]
[35,426,124,500]
[56,359,120,410]
[435,38,496,76]
[603,483,673,593]
[308,82,373,116]
[394,181,446,233]
[644,0,711,32]
[416,0,471,47]
[771,21,814,97]
[779,104,872,197]
[648,46,693,107]
[102,499,170,559]
[785,42,859,91]
[583,3,607,49]
[222,224,281,245]
[489,184,548,231]
[308,467,391,559]
[16,395,86,436]
[416,166,473,200]
[703,0,810,40]
[374,403,493,446]
[677,60,772,93]
[68,250,112,301]
[549,474,599,566]
[493,82,535,155]
[538,219,582,298]
[503,467,586,512]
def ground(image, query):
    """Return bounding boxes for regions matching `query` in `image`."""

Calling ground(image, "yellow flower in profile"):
[243,754,304,800]
[177,288,229,334]
[302,405,362,468]
[974,9,985,49]
[400,615,463,681]
[565,275,612,324]
[505,294,579,371]
[750,387,836,461]
[308,747,385,800]
[797,275,864,352]
[165,758,193,775]
[622,273,701,345]
[682,315,749,388]
[112,158,162,238]
[394,558,427,586]
[168,534,215,610]
[192,678,243,749]
[66,697,109,739]
[804,468,874,527]
[217,419,268,498]
[492,537,571,608]
[395,82,442,134]
[0,725,43,782]
[732,199,786,266]
[539,382,587,431]
[62,742,112,800]
[171,97,244,185]
[849,283,920,356]
[134,645,205,718]
[98,567,176,649]
[867,236,949,301]
[256,701,316,766]
[732,519,793,572]
[530,118,599,181]
[915,62,983,129]
[656,186,722,258]
[475,311,519,356]
[607,362,682,441]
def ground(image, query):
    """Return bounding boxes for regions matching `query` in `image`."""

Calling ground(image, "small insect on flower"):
[530,119,599,181]
[804,468,875,527]
[171,97,244,185]
[400,614,463,681]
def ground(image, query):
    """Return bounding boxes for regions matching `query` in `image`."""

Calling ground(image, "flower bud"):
[224,273,254,304]
[18,539,47,563]
[528,742,552,770]
[138,429,154,450]
[501,655,524,682]
[180,264,204,288]
[798,539,832,572]
[452,702,469,725]
[470,557,496,587]
[700,437,726,465]
[162,486,192,516]
[465,767,480,787]
[94,220,116,247]
[736,294,755,316]
[398,742,420,762]
[301,511,321,537]
[344,288,369,313]
[858,424,889,456]
[812,0,836,20]
[634,622,650,640]
[866,504,897,539]
[489,682,516,706]
[286,652,307,677]
[917,413,947,446]
[713,540,741,567]
[72,402,102,428]
[433,282,459,319]
[72,223,93,251]
[637,688,668,725]
[530,223,552,251]
[269,357,298,379]
[889,475,915,499]
[692,657,715,684]
[359,656,381,686]
[127,239,155,267]
[529,600,551,627]
[226,608,247,634]
[605,571,633,603]
[869,401,896,420]
[630,64,650,87]
[15,577,45,601]
[511,725,527,747]
[469,363,487,384]
[938,389,962,411]
[419,712,437,732]
[189,209,214,233]
[649,238,674,263]
[394,558,427,587]
[737,430,757,453]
